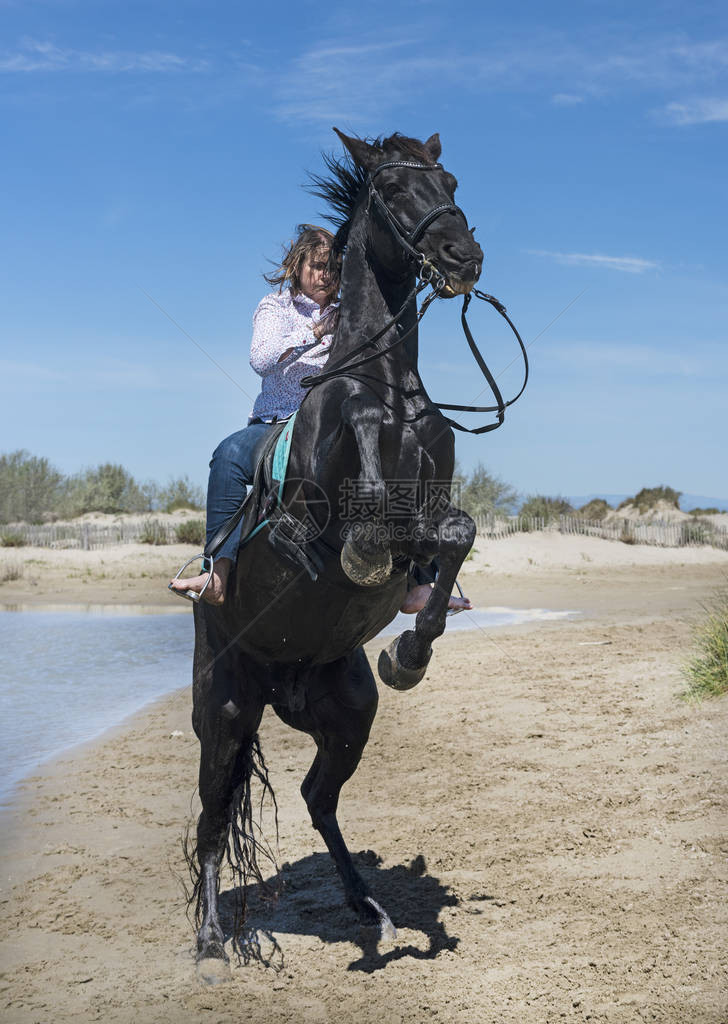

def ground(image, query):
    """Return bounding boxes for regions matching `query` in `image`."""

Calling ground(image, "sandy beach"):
[1,535,727,1022]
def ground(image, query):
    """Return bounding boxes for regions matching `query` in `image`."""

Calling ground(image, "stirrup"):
[168,554,214,603]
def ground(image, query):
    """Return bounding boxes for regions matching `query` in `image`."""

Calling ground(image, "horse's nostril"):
[442,241,482,269]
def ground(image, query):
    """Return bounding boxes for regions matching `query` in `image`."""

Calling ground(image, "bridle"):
[301,159,529,434]
[366,159,467,287]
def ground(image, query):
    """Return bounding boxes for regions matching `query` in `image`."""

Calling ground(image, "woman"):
[170,224,471,613]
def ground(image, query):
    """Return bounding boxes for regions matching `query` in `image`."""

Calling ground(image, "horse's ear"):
[333,128,380,171]
[423,133,442,162]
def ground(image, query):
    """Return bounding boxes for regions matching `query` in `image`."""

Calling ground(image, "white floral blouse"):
[249,290,338,422]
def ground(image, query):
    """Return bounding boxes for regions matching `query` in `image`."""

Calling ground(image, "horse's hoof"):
[340,539,392,586]
[196,942,230,985]
[365,896,397,943]
[377,636,431,691]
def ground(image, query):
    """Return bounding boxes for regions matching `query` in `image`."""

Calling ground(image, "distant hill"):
[566,493,728,514]
[678,494,728,513]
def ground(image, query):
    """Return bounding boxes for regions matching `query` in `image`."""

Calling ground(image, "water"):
[0,604,575,806]
[0,608,194,806]
[383,606,575,637]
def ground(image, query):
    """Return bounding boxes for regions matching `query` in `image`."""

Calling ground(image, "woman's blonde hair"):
[264,224,340,297]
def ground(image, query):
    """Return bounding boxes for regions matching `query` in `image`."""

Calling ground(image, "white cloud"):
[8,26,726,126]
[526,250,660,274]
[589,38,728,89]
[271,28,728,127]
[272,39,430,126]
[0,38,205,73]
[662,96,728,124]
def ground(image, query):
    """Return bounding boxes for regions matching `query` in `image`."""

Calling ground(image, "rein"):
[301,159,529,434]
[443,289,529,434]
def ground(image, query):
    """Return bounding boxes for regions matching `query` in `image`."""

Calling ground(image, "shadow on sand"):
[216,849,459,973]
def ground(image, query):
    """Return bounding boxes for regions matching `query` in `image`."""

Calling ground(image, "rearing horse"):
[189,130,484,968]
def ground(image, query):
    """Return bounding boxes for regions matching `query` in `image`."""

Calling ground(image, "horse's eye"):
[384,183,405,201]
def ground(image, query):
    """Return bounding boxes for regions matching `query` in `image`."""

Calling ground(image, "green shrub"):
[459,463,519,517]
[689,507,719,516]
[619,485,681,513]
[157,476,204,513]
[519,495,574,521]
[578,498,611,520]
[0,531,25,547]
[0,449,206,523]
[139,519,170,545]
[682,588,728,700]
[175,519,205,546]
[62,463,149,516]
[0,450,63,524]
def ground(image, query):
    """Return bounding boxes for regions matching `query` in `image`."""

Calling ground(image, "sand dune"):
[1,530,726,610]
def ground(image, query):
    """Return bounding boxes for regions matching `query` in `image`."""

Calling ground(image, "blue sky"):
[2,0,726,501]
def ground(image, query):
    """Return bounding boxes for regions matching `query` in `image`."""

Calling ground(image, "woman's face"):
[298,246,336,306]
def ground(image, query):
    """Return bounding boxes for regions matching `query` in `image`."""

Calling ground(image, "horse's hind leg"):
[191,636,263,968]
[379,505,476,690]
[299,651,396,940]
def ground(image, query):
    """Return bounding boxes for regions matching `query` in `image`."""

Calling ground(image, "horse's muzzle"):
[439,255,481,297]
[442,277,476,297]
[439,270,480,297]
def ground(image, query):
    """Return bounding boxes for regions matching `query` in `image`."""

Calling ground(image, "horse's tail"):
[184,733,281,960]
[226,733,281,947]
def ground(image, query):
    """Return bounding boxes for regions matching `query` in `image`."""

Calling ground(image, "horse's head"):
[334,130,483,296]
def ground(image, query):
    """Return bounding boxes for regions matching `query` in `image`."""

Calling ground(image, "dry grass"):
[682,585,728,699]
[0,559,23,582]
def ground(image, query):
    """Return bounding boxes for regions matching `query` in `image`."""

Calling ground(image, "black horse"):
[189,130,484,970]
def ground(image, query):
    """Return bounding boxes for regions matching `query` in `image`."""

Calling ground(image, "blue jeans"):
[205,423,273,561]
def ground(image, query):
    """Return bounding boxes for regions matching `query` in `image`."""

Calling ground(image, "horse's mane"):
[307,133,434,252]
[306,154,367,248]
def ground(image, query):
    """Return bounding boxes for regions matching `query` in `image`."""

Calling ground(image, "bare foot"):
[169,558,231,606]
[400,584,473,615]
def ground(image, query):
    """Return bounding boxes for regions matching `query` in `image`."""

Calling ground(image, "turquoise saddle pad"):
[271,410,297,498]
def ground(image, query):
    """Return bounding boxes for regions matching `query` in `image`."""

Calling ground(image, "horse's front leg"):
[338,393,392,585]
[378,505,475,690]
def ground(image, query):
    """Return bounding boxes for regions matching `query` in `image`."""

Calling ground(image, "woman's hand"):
[277,309,338,361]
[313,309,339,341]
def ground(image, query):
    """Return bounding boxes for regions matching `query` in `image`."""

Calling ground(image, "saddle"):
[204,412,324,582]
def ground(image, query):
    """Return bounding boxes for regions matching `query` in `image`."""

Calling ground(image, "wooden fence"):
[1,519,184,550]
[472,514,728,550]
[2,513,727,552]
